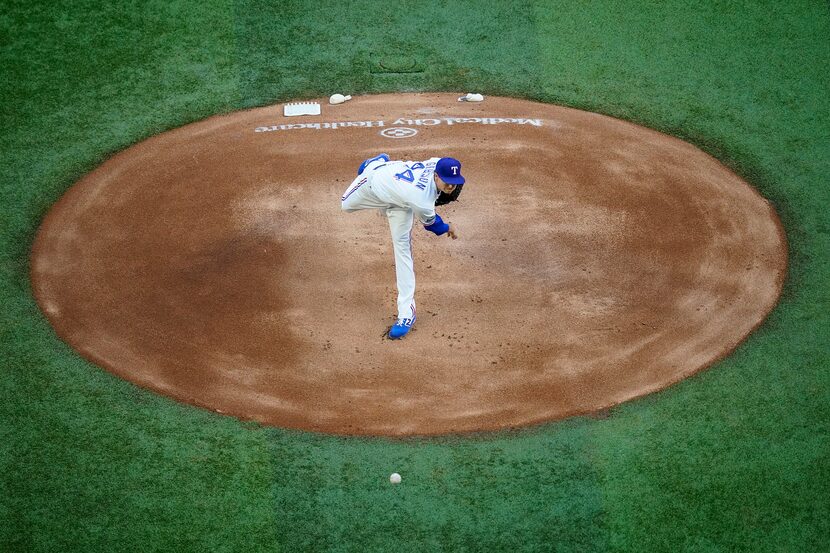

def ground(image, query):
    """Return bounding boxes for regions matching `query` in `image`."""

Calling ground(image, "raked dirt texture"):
[2,1,828,552]
[31,94,786,436]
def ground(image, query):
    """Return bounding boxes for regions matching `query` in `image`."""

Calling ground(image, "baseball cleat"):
[388,316,416,339]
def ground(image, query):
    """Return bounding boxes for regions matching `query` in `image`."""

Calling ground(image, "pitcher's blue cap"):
[435,157,465,185]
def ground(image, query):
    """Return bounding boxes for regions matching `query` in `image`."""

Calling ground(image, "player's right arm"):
[424,215,457,239]
[419,208,454,237]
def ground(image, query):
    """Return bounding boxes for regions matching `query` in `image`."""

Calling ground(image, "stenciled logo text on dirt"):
[254,117,544,133]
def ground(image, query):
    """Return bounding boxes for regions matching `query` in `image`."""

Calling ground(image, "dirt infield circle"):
[31,94,787,436]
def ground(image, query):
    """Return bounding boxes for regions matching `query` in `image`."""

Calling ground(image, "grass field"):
[2,1,829,551]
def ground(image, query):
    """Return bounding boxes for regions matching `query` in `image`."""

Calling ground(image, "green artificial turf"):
[2,1,828,551]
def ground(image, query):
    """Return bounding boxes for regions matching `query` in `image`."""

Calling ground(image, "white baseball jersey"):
[340,156,445,323]
[366,158,441,225]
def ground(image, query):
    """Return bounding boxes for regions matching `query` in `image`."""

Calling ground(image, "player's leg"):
[341,174,387,212]
[341,174,370,212]
[386,208,417,335]
[357,153,389,175]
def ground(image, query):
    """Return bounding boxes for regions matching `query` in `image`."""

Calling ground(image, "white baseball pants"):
[341,174,417,322]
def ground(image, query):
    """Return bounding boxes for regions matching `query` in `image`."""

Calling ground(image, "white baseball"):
[389,472,402,484]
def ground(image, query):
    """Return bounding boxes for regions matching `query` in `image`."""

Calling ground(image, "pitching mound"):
[31,94,786,436]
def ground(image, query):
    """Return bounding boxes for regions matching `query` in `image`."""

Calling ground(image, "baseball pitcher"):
[341,154,466,339]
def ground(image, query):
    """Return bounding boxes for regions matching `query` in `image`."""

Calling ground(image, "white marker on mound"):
[458,93,484,102]
[329,94,352,105]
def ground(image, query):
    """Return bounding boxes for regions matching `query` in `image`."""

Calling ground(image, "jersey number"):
[394,162,425,183]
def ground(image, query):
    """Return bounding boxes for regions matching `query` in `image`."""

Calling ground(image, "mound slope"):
[31,94,786,435]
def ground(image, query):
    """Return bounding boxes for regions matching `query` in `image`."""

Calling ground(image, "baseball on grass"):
[389,472,402,484]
